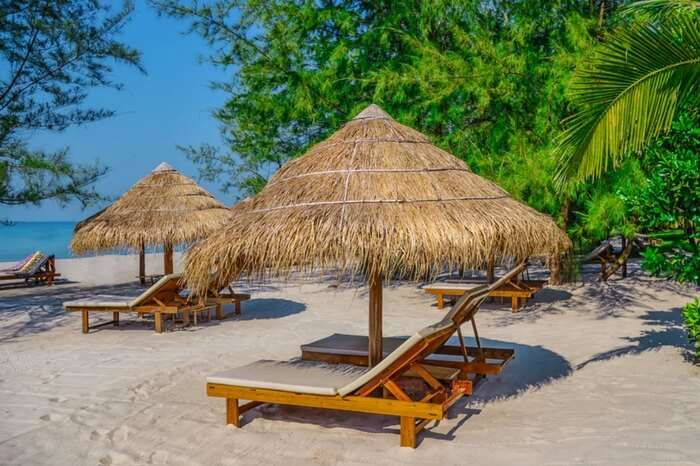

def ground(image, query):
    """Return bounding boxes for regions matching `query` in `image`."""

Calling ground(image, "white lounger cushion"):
[336,321,453,397]
[63,273,182,310]
[302,334,408,357]
[207,360,367,396]
[207,321,453,398]
[128,273,181,307]
[63,294,137,309]
[424,282,484,291]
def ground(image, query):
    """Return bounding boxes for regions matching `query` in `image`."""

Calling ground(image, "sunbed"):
[0,253,34,272]
[206,264,523,447]
[63,274,213,333]
[583,239,636,281]
[424,263,544,311]
[181,277,251,320]
[301,263,524,372]
[0,251,60,286]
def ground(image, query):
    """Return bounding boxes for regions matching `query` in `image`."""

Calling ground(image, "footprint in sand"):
[109,425,129,445]
[149,450,169,464]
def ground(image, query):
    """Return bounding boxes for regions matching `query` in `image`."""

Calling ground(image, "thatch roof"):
[71,162,231,254]
[184,105,571,293]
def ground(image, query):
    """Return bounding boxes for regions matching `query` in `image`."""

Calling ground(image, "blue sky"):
[0,1,235,222]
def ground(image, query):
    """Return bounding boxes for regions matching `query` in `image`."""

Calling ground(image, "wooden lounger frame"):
[208,324,470,448]
[65,275,214,333]
[207,263,525,447]
[0,255,60,287]
[425,266,544,312]
[204,285,251,319]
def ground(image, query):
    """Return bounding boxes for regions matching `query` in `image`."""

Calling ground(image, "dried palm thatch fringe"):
[185,105,572,295]
[71,162,231,254]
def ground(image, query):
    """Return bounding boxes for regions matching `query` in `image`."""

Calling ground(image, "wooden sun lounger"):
[0,253,60,287]
[424,268,544,312]
[300,264,524,374]
[583,239,635,281]
[182,280,251,320]
[63,274,214,333]
[206,263,524,447]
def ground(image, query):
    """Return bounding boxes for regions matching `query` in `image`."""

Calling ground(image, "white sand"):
[0,257,698,465]
[0,252,186,286]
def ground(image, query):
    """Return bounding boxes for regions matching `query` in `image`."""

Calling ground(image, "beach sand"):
[0,256,698,465]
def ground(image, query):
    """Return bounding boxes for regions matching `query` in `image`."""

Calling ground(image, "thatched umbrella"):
[71,162,231,280]
[185,105,571,365]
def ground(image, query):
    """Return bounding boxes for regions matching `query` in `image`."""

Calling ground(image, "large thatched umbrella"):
[71,162,231,280]
[185,105,571,365]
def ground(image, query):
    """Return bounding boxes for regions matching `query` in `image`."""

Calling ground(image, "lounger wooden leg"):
[226,398,240,427]
[82,310,89,334]
[436,294,444,310]
[235,301,241,315]
[400,416,417,448]
[511,297,518,313]
[154,312,163,333]
[216,304,223,320]
[113,312,119,326]
[183,310,191,326]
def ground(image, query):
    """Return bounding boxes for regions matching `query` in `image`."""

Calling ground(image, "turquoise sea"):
[0,222,77,262]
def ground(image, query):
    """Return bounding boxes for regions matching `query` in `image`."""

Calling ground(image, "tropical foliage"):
[0,0,142,206]
[153,0,621,215]
[156,0,700,285]
[628,112,700,283]
[682,298,700,360]
[556,0,700,185]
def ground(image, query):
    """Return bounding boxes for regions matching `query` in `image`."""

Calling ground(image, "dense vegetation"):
[0,0,142,206]
[682,298,700,359]
[152,0,699,283]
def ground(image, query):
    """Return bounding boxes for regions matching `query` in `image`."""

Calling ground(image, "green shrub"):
[682,298,700,360]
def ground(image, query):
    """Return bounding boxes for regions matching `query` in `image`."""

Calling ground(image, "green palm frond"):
[555,14,700,187]
[622,0,700,17]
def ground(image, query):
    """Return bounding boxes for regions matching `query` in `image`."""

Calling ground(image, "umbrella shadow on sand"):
[239,336,572,446]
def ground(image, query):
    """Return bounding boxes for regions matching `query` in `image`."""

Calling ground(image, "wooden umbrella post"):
[164,242,174,275]
[139,242,146,285]
[368,268,383,368]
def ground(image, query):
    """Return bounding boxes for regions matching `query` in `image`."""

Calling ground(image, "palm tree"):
[555,0,700,187]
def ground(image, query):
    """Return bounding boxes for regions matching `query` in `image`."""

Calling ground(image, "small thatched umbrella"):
[71,162,231,280]
[185,105,571,365]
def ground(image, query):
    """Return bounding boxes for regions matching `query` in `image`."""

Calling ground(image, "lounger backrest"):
[5,253,35,272]
[17,252,48,276]
[128,273,183,307]
[337,262,529,397]
[336,319,455,397]
[583,241,612,262]
[441,261,528,326]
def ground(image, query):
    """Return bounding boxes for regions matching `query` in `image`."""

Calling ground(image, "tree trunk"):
[163,242,174,275]
[602,240,633,281]
[549,254,562,285]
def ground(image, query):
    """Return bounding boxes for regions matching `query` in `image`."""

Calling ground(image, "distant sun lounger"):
[0,251,60,287]
[206,263,523,448]
[181,277,251,320]
[63,273,214,333]
[424,265,545,312]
